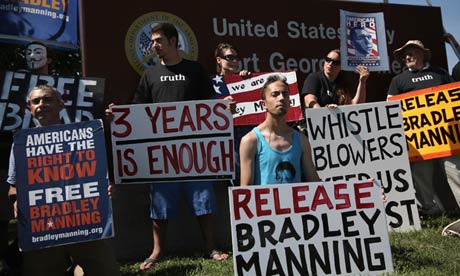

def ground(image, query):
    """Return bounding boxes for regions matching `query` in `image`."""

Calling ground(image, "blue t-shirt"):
[253,127,302,185]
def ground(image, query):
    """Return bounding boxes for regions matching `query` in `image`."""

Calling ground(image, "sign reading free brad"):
[229,181,393,276]
[13,120,113,251]
[305,102,421,232]
[0,71,105,132]
[110,100,234,183]
[388,82,460,161]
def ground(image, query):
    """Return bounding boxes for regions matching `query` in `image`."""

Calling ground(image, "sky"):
[342,0,460,73]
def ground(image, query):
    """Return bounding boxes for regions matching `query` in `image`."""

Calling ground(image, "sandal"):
[140,257,161,270]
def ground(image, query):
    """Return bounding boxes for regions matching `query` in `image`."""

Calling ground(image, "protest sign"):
[340,10,389,72]
[13,120,113,251]
[229,180,393,276]
[0,71,105,132]
[110,100,234,183]
[305,102,420,232]
[388,82,460,161]
[211,71,302,126]
[0,0,79,48]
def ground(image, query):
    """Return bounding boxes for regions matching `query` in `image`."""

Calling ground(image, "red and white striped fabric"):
[211,71,303,126]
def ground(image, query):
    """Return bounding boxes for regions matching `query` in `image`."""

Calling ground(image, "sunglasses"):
[221,54,239,62]
[325,57,341,66]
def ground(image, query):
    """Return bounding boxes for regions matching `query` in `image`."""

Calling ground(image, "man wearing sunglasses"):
[387,40,459,215]
[302,49,369,109]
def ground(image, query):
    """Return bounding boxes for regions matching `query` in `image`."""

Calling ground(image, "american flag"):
[211,71,303,126]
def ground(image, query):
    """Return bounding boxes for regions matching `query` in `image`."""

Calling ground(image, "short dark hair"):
[260,74,289,100]
[29,85,63,104]
[151,23,179,47]
[214,43,239,73]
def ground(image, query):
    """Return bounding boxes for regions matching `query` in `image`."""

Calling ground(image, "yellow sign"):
[388,82,460,161]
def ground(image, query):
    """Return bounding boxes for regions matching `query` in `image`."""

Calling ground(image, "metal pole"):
[78,0,87,77]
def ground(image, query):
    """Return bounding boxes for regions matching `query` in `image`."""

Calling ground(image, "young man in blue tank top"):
[239,74,320,186]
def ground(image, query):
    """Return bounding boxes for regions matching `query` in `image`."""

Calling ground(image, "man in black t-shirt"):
[130,23,228,270]
[387,40,459,214]
[302,49,369,109]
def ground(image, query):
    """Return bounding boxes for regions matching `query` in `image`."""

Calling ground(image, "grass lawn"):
[118,213,460,276]
[3,213,460,275]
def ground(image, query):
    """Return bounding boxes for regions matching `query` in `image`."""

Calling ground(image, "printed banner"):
[0,0,79,48]
[305,102,421,232]
[229,181,393,276]
[13,120,113,251]
[0,70,105,132]
[388,82,460,161]
[211,71,303,126]
[340,10,389,72]
[110,100,234,183]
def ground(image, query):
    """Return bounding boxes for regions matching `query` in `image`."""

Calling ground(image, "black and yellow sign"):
[389,82,460,161]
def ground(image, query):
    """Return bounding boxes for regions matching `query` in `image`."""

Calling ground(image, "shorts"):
[149,181,216,220]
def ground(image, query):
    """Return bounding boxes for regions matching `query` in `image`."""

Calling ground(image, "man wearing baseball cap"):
[387,40,459,215]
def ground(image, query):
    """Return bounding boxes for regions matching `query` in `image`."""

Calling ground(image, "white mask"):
[26,44,48,70]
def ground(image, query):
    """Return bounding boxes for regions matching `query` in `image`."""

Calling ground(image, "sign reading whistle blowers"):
[229,181,393,276]
[13,120,113,251]
[0,71,105,132]
[340,10,389,72]
[211,71,302,126]
[305,102,421,232]
[388,82,460,162]
[110,100,234,184]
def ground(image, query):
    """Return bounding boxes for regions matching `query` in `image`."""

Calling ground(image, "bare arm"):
[239,131,258,186]
[8,185,17,218]
[351,65,369,104]
[304,94,321,108]
[300,134,321,182]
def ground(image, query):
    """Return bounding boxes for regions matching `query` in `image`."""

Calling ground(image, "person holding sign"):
[387,40,460,214]
[214,42,251,186]
[302,49,369,108]
[7,85,119,276]
[240,74,320,185]
[128,23,228,270]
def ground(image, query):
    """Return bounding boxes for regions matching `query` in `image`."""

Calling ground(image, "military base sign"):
[0,71,105,132]
[229,180,393,276]
[305,102,421,232]
[110,100,234,183]
[388,82,460,162]
[13,120,113,251]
